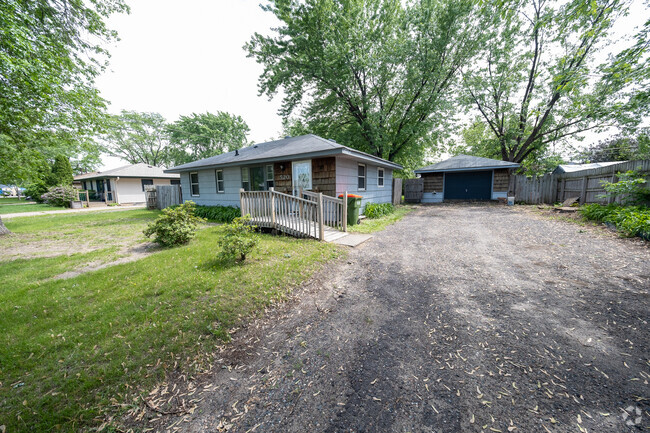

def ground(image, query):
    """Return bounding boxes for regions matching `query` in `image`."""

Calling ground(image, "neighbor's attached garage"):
[414,155,520,203]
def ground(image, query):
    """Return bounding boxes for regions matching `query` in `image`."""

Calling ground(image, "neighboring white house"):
[74,163,180,204]
[164,134,402,211]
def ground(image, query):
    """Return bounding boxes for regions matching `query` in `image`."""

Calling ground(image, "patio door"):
[249,167,266,191]
[292,160,312,196]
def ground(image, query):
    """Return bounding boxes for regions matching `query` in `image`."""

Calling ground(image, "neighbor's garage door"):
[444,171,492,200]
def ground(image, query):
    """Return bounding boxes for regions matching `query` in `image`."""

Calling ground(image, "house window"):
[141,179,153,191]
[378,168,385,187]
[266,164,274,189]
[241,167,250,191]
[170,179,180,185]
[358,164,366,191]
[82,181,87,190]
[190,172,200,196]
[215,169,224,193]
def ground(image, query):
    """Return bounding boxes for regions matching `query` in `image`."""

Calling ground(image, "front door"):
[292,160,312,195]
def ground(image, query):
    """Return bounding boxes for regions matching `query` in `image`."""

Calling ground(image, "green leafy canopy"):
[246,0,486,172]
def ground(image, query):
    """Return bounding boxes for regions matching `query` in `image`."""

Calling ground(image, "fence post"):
[608,174,617,204]
[342,191,348,232]
[580,176,588,205]
[318,192,324,241]
[239,188,245,217]
[269,187,276,227]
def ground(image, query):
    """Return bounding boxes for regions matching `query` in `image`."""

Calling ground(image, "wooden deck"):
[240,188,349,242]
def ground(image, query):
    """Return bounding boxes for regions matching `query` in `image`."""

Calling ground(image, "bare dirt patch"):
[128,204,649,433]
[52,242,160,279]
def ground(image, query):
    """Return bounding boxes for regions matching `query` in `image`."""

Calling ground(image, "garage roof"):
[164,134,402,172]
[415,155,520,173]
[74,163,180,180]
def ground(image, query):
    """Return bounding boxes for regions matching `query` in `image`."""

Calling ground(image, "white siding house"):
[167,135,401,212]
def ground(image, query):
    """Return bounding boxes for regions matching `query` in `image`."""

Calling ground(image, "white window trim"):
[358,163,366,191]
[215,169,224,193]
[377,167,385,187]
[190,172,200,196]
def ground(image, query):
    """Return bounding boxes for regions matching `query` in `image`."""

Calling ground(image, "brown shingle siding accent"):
[311,157,336,197]
[493,169,510,192]
[273,161,292,194]
[422,173,444,193]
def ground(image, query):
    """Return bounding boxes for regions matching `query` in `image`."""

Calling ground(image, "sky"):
[95,0,284,170]
[95,0,648,170]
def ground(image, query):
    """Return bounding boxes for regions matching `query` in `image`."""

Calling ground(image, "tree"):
[104,111,172,167]
[577,133,650,163]
[462,0,637,165]
[48,155,74,186]
[246,0,484,171]
[0,0,128,185]
[167,112,250,166]
[449,118,565,175]
[0,217,10,236]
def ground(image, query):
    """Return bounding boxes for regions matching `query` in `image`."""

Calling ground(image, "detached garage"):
[414,155,520,203]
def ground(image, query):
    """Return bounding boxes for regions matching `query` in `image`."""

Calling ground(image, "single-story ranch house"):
[164,134,402,210]
[74,163,180,204]
[415,155,520,202]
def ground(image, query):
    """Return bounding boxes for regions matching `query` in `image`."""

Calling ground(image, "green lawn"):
[0,210,341,432]
[0,197,33,204]
[350,205,415,233]
[0,203,65,214]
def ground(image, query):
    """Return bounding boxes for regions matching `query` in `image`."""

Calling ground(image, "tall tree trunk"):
[0,216,11,235]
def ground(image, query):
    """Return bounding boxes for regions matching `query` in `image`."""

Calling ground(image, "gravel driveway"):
[152,204,649,433]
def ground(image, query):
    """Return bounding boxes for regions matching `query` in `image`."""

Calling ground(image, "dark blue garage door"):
[444,171,492,200]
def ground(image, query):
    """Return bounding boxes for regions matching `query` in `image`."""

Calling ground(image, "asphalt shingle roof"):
[165,134,402,172]
[415,155,520,173]
[74,163,180,180]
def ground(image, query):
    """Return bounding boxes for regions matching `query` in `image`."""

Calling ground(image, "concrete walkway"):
[1,204,146,219]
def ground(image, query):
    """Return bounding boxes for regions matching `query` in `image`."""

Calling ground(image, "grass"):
[0,203,65,214]
[1,210,160,261]
[350,205,415,234]
[0,211,341,432]
[0,197,33,204]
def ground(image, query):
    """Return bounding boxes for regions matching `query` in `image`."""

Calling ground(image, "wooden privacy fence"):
[404,178,423,203]
[240,188,347,241]
[145,184,182,210]
[512,160,650,205]
[392,178,403,205]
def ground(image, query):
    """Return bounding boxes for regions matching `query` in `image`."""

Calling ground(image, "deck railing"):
[240,188,348,240]
[301,190,347,232]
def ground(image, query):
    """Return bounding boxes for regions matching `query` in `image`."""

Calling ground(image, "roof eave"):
[415,165,519,174]
[164,148,402,172]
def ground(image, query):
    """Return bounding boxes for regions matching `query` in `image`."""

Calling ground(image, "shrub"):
[580,203,650,239]
[194,205,240,223]
[364,203,395,219]
[599,170,650,205]
[143,201,205,247]
[24,181,48,203]
[218,215,259,262]
[41,185,78,207]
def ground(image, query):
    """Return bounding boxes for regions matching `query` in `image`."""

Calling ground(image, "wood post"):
[318,192,324,241]
[239,188,245,217]
[608,174,617,204]
[269,187,276,227]
[342,191,348,232]
[580,176,588,205]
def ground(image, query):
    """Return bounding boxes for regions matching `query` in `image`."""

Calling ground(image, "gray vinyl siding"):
[335,157,393,211]
[180,166,242,207]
